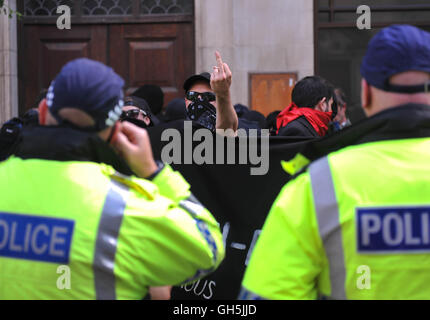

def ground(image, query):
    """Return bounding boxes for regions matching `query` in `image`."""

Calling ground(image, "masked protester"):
[183,52,238,133]
[120,96,154,129]
[183,72,218,132]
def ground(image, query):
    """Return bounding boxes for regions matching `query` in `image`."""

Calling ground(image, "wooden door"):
[249,73,298,116]
[21,25,107,111]
[109,23,194,104]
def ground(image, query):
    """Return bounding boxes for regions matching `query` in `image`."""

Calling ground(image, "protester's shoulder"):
[278,116,317,138]
[238,118,262,130]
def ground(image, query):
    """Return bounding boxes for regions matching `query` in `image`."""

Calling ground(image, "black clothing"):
[163,98,188,122]
[169,103,430,300]
[237,118,262,134]
[277,115,319,138]
[12,125,133,175]
[298,103,430,161]
[0,118,23,161]
[242,110,266,128]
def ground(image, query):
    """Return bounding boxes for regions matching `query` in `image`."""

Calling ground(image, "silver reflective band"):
[93,179,129,300]
[186,194,203,206]
[179,197,219,284]
[309,157,347,300]
[179,198,218,263]
[179,197,206,219]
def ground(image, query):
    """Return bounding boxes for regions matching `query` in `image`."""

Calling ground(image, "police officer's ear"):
[38,98,48,125]
[37,99,59,126]
[361,78,372,116]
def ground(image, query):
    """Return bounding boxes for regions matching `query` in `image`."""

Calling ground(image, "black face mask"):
[187,101,217,132]
[121,117,152,129]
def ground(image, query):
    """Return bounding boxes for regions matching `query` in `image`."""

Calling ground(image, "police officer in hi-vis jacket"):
[240,25,430,300]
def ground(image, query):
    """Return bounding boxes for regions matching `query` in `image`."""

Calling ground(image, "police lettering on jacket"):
[0,212,74,263]
[357,207,430,252]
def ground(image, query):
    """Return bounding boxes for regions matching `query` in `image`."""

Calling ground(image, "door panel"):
[109,23,194,105]
[128,40,175,85]
[250,73,298,116]
[21,25,107,111]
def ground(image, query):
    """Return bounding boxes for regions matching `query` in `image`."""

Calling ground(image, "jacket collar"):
[13,125,133,175]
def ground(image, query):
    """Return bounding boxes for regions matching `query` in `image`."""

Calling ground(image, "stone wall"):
[195,0,314,107]
[0,0,18,124]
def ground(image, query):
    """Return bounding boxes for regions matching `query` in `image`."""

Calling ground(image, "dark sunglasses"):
[120,109,148,120]
[186,91,216,103]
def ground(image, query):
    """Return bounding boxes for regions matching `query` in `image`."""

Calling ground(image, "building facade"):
[1,0,430,125]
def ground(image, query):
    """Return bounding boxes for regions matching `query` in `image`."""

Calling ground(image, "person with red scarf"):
[277,76,337,137]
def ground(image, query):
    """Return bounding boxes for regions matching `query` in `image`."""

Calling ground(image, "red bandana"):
[276,102,333,137]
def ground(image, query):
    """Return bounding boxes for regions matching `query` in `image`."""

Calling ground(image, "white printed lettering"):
[31,224,49,255]
[382,213,403,246]
[361,214,381,246]
[0,219,9,249]
[404,213,420,245]
[9,222,23,252]
[50,226,67,257]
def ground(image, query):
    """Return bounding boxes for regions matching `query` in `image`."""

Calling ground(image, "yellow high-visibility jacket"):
[241,137,430,299]
[0,158,224,300]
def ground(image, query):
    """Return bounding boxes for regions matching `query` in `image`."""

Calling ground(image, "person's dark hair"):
[265,110,281,135]
[292,76,335,109]
[22,109,39,126]
[132,85,164,116]
[234,104,250,118]
[164,98,187,122]
[334,88,347,108]
[242,110,266,128]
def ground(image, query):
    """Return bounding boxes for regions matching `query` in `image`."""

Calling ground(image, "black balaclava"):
[187,100,217,132]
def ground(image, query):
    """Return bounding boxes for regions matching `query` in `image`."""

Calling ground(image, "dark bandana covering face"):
[187,101,217,132]
[121,117,151,129]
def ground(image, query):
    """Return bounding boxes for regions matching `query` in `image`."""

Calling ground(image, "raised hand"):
[210,51,232,99]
